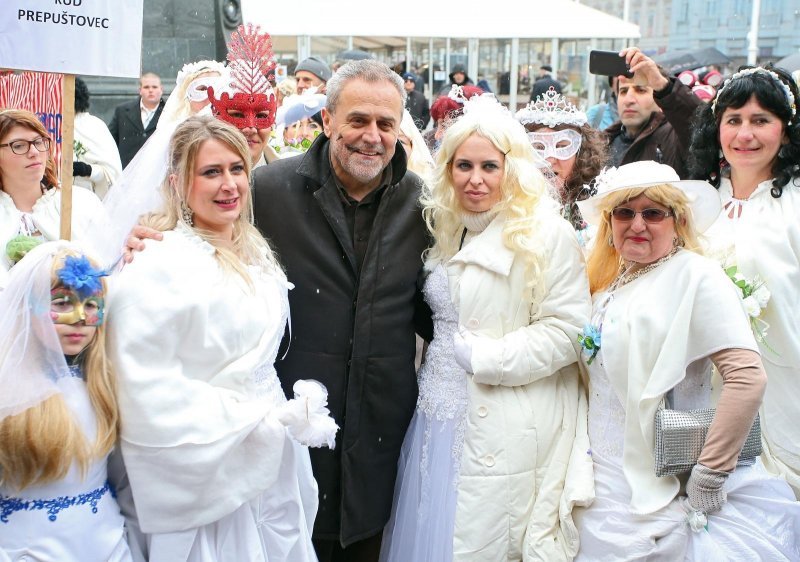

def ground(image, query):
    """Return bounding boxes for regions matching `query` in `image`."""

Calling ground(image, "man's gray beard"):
[333,139,388,183]
[344,159,385,182]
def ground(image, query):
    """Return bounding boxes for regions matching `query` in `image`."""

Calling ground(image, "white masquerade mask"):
[185,76,224,103]
[527,129,581,162]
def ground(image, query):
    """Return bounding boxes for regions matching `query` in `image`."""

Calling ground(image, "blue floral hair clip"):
[57,255,108,299]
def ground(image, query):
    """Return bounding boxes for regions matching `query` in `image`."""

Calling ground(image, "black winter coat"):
[605,78,702,179]
[252,135,432,546]
[107,98,164,168]
[405,89,430,131]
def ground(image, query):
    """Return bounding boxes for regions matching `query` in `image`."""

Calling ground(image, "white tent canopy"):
[243,0,640,40]
[243,0,639,109]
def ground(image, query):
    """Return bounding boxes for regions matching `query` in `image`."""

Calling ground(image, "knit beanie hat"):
[295,56,332,82]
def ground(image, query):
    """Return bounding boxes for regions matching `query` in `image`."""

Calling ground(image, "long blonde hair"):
[585,184,702,294]
[422,109,551,294]
[142,116,281,286]
[400,110,435,182]
[0,249,118,491]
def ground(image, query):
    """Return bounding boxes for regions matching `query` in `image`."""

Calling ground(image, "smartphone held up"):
[589,50,633,78]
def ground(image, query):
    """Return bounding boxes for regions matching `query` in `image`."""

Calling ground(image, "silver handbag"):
[653,390,762,477]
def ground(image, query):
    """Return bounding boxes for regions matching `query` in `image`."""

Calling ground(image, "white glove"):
[686,463,729,514]
[453,329,475,373]
[276,380,339,449]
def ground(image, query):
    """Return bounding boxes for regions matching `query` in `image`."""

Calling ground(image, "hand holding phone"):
[589,50,633,78]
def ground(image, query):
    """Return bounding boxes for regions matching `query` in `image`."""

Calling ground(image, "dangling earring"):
[673,236,684,248]
[607,235,614,247]
[181,201,194,227]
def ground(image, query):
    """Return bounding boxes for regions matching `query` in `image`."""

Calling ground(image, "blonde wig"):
[400,109,435,184]
[585,183,702,294]
[0,249,117,491]
[141,115,281,287]
[422,108,552,294]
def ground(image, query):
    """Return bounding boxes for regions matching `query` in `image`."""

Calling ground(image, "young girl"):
[0,241,131,561]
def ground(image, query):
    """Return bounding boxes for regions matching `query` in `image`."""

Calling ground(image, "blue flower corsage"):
[578,324,601,365]
[57,255,108,299]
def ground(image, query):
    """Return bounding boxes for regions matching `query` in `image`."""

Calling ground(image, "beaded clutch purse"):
[654,398,762,477]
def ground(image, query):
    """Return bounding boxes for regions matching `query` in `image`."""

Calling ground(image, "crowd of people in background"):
[2,21,800,562]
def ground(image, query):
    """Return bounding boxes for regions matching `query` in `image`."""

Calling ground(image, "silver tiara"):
[711,67,796,122]
[515,87,587,128]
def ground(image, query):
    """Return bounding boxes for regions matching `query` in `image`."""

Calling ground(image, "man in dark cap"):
[295,56,333,94]
[530,64,562,101]
[402,72,430,130]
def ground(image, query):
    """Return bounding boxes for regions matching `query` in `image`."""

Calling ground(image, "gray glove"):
[686,463,729,513]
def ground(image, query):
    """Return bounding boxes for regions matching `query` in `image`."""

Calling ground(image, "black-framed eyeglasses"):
[0,137,51,155]
[611,207,674,223]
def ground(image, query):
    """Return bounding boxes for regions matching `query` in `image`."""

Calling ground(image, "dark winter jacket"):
[107,98,164,168]
[604,77,702,178]
[530,75,562,101]
[405,89,430,131]
[252,134,432,546]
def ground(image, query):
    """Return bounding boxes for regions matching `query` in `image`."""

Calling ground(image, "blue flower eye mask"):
[527,129,582,162]
[50,288,105,326]
[51,255,108,325]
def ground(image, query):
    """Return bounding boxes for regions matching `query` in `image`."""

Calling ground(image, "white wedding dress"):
[380,265,468,561]
[0,368,131,562]
[576,351,800,561]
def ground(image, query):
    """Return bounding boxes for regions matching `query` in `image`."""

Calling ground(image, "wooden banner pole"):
[60,74,76,241]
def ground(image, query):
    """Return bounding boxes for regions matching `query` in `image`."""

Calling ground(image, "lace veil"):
[0,240,77,421]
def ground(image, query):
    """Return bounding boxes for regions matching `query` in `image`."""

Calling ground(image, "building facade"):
[581,0,800,62]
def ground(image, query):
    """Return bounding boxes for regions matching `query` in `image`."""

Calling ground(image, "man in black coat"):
[402,71,430,130]
[252,59,432,562]
[108,72,165,167]
[530,65,562,102]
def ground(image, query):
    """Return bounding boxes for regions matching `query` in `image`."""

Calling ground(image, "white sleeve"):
[108,241,288,534]
[471,220,591,386]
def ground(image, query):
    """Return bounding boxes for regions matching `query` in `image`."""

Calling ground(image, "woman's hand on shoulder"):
[123,225,163,264]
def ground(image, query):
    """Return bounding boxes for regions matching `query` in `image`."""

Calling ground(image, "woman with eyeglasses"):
[573,161,800,559]
[689,65,800,500]
[0,109,106,282]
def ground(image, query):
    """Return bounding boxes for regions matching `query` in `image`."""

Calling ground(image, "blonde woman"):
[108,116,335,561]
[398,109,435,183]
[0,242,129,561]
[381,96,593,561]
[573,162,800,559]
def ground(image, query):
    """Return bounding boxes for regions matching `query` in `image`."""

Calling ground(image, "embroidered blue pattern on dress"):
[0,480,114,523]
[68,364,83,379]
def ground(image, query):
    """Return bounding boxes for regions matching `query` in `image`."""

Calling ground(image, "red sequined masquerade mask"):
[208,87,276,130]
[208,23,278,131]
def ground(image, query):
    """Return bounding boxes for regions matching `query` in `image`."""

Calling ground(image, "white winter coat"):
[446,211,595,561]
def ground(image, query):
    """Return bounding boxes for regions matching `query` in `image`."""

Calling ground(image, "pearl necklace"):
[611,247,680,291]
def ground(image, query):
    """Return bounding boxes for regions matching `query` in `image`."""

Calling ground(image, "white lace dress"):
[576,294,800,561]
[0,368,131,562]
[380,264,468,562]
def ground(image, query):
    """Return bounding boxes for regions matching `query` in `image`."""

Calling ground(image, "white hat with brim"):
[576,161,721,233]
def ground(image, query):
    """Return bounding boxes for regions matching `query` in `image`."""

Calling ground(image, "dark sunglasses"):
[611,207,674,223]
